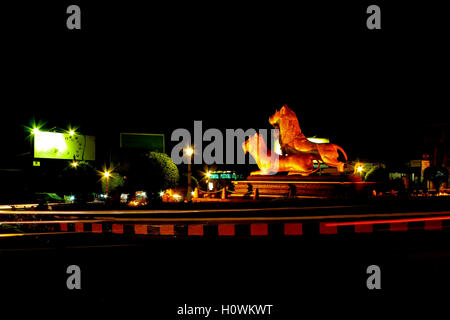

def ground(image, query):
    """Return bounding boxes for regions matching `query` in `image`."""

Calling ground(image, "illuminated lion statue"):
[242,132,321,176]
[269,105,347,172]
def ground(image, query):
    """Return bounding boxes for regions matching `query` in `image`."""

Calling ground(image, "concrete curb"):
[55,217,450,237]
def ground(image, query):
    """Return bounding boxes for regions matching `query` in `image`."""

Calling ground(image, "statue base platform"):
[230,174,375,200]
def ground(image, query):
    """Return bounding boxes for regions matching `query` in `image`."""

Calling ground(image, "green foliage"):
[125,152,180,193]
[179,173,199,189]
[364,166,389,182]
[364,166,389,193]
[102,174,125,193]
[147,152,180,190]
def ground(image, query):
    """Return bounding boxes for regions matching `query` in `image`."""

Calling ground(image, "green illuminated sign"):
[208,172,239,180]
[34,132,95,160]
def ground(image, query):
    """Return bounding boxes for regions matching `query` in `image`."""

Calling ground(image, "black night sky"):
[2,1,449,167]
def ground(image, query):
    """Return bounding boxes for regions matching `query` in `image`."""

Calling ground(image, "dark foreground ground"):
[1,230,450,318]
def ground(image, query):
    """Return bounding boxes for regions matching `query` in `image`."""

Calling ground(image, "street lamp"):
[103,170,111,197]
[355,164,364,178]
[184,147,194,202]
[185,147,194,157]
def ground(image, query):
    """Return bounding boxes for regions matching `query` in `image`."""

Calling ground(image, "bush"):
[179,173,199,189]
[364,166,389,194]
[125,152,180,195]
[364,166,388,183]
[101,174,125,193]
[147,152,180,191]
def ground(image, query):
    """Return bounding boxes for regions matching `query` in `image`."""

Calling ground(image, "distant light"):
[184,147,194,157]
[191,191,195,196]
[206,171,211,178]
[357,165,364,173]
[69,130,75,136]
[71,161,79,167]
[104,171,110,178]
[208,182,214,191]
[32,128,40,134]
[159,191,164,197]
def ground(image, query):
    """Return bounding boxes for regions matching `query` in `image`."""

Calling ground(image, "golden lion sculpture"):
[242,133,321,176]
[269,105,347,172]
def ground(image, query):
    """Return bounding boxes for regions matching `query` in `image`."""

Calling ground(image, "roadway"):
[1,198,450,229]
[1,198,450,316]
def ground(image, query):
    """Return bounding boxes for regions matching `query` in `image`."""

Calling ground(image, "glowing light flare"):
[184,147,194,157]
[26,119,47,140]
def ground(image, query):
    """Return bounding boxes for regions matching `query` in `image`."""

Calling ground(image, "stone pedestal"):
[231,174,375,200]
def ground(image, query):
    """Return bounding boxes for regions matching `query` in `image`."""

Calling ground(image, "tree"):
[364,166,389,183]
[60,161,98,203]
[424,166,449,191]
[101,174,125,193]
[179,173,199,189]
[124,152,180,196]
[364,166,389,194]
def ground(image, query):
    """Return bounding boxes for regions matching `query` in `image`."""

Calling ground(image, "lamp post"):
[103,170,110,197]
[31,128,40,161]
[356,164,364,178]
[185,147,194,202]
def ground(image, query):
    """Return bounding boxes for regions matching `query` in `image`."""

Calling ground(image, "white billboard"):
[34,132,95,160]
